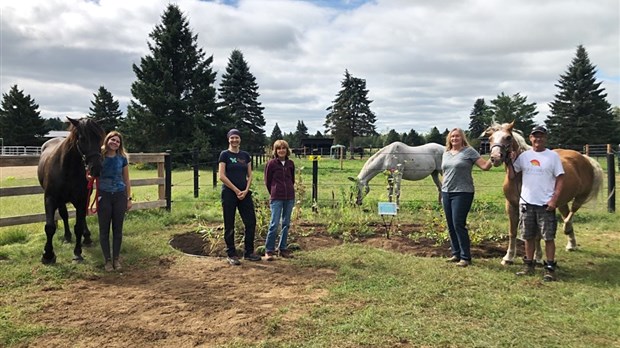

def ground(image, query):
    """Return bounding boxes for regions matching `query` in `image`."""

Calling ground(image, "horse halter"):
[75,140,101,170]
[490,142,512,164]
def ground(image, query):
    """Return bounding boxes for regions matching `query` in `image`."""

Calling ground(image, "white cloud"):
[1,0,618,137]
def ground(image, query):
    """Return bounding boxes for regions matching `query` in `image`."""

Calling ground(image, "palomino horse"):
[348,142,444,205]
[37,117,105,264]
[484,122,603,265]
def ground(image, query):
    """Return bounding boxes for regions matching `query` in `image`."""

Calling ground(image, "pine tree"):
[403,129,425,146]
[324,70,377,158]
[468,98,492,138]
[545,45,617,146]
[270,123,283,143]
[292,120,309,147]
[425,127,443,145]
[44,117,67,131]
[88,86,123,133]
[0,85,47,145]
[218,49,266,153]
[489,92,537,134]
[124,4,218,156]
[383,129,401,146]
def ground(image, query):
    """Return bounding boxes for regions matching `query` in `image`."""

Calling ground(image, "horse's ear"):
[67,117,79,128]
[482,127,492,137]
[347,176,358,182]
[507,121,515,131]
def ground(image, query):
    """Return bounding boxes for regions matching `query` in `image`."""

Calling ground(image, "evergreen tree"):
[124,4,219,156]
[0,85,47,145]
[314,130,324,138]
[44,117,67,131]
[545,45,617,146]
[425,127,444,145]
[403,129,425,146]
[468,98,492,138]
[292,120,309,147]
[88,86,123,133]
[489,92,537,135]
[384,129,401,146]
[218,49,266,153]
[270,123,283,143]
[324,69,377,157]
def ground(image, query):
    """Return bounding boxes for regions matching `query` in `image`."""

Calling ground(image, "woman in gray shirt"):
[441,128,492,267]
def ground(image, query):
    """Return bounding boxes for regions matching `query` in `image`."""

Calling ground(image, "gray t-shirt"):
[441,146,481,193]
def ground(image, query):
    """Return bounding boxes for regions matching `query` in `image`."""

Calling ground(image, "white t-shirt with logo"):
[513,149,564,206]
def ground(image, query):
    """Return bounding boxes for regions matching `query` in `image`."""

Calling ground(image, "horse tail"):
[584,156,604,203]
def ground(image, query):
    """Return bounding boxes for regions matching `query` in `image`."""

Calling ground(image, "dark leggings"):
[97,191,127,261]
[221,189,256,257]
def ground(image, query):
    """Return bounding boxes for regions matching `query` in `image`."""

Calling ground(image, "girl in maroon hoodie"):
[263,140,296,260]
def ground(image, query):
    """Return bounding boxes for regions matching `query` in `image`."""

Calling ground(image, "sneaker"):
[445,256,460,263]
[264,251,275,261]
[244,254,261,262]
[104,260,114,272]
[278,249,293,259]
[456,260,471,267]
[113,259,122,271]
[227,256,241,266]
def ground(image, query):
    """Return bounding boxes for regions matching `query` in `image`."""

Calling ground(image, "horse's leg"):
[501,201,519,265]
[72,205,86,262]
[534,238,543,265]
[558,204,577,251]
[83,222,93,247]
[42,196,58,264]
[58,204,72,243]
[431,171,442,203]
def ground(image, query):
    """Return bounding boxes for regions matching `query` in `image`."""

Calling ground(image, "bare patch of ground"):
[21,222,512,347]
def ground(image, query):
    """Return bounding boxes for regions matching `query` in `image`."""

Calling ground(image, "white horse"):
[348,142,444,205]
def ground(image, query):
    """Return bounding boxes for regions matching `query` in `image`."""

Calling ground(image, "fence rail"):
[0,153,171,227]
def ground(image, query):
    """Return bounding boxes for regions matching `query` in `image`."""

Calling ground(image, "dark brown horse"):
[484,122,603,265]
[37,118,105,264]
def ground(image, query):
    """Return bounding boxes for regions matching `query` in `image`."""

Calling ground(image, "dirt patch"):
[170,222,510,260]
[22,223,514,347]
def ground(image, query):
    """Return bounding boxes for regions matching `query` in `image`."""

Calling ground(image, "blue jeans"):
[442,192,474,261]
[265,199,295,252]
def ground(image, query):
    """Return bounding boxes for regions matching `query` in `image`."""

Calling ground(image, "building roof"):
[44,130,71,138]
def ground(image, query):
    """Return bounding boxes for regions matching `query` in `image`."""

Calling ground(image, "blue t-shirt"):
[99,155,128,193]
[218,150,251,192]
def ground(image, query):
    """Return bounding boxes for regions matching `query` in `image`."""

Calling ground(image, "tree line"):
[1,4,618,157]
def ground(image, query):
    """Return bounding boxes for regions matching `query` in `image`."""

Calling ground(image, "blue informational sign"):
[378,202,398,216]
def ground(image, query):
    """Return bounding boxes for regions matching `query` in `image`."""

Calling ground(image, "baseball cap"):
[530,125,547,135]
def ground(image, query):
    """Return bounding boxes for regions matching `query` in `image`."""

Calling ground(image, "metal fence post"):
[608,145,616,213]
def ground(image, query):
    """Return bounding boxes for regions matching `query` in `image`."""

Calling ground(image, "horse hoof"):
[41,255,57,264]
[72,255,84,263]
[501,259,514,266]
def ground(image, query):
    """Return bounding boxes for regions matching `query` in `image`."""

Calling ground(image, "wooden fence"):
[0,153,171,227]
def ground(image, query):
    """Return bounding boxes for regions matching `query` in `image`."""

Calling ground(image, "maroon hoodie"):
[264,157,295,201]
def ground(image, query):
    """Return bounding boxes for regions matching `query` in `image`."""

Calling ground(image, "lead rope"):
[86,172,99,214]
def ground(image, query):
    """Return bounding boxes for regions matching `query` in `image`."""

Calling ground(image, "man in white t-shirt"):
[509,125,564,281]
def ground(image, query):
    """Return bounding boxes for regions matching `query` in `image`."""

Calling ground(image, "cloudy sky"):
[1,0,618,136]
